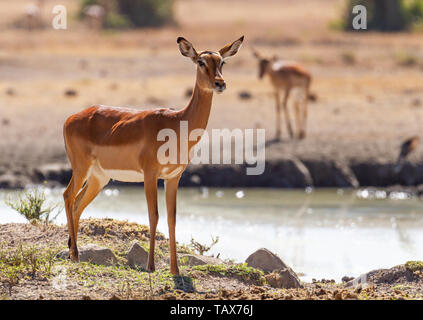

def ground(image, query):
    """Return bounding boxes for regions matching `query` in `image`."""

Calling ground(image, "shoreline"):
[0,218,422,300]
[2,157,423,192]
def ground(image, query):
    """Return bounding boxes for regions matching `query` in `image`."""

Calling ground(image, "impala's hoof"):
[147,264,156,273]
[69,248,79,262]
[170,268,180,276]
[70,254,79,263]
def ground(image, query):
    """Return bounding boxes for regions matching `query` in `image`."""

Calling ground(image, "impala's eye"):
[198,60,205,67]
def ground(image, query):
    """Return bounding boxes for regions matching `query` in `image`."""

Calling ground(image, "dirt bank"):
[0,219,422,300]
[3,156,422,191]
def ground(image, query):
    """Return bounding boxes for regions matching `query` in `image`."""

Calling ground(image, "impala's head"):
[177,36,244,93]
[252,49,271,79]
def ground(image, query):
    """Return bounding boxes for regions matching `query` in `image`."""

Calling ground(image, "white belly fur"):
[103,169,145,182]
[160,166,184,180]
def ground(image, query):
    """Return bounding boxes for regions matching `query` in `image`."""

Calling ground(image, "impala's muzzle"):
[214,78,226,93]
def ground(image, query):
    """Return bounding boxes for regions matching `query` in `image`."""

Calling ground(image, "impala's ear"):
[177,37,198,63]
[252,48,261,59]
[219,36,244,59]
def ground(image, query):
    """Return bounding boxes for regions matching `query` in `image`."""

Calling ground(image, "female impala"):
[253,50,311,140]
[63,36,243,275]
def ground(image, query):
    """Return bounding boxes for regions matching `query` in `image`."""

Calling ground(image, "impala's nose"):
[214,79,226,92]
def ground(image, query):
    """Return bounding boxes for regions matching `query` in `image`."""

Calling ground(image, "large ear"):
[177,37,198,63]
[219,36,244,59]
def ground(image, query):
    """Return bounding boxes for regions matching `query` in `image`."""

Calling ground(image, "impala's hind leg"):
[282,87,294,139]
[63,164,92,262]
[274,91,281,140]
[72,172,109,243]
[293,97,301,140]
[144,173,159,272]
[299,88,309,140]
[64,176,75,254]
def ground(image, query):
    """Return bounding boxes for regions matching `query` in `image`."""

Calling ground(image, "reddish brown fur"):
[255,52,312,140]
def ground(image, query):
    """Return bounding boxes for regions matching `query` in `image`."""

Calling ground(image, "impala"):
[253,50,311,140]
[63,36,244,275]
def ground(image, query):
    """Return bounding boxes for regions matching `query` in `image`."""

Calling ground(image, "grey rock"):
[33,163,72,185]
[126,242,148,268]
[342,276,355,283]
[178,254,222,266]
[0,173,30,189]
[265,268,302,289]
[345,264,414,288]
[333,160,359,188]
[56,244,117,266]
[245,248,288,273]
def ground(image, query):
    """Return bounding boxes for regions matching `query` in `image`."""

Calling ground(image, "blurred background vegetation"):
[77,0,423,32]
[79,0,175,29]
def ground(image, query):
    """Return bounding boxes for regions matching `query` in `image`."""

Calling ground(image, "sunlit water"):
[1,186,423,282]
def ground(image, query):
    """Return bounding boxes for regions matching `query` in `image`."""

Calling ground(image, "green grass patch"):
[405,260,423,273]
[191,263,265,285]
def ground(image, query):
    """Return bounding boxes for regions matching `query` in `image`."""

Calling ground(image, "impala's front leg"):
[282,87,294,139]
[165,176,181,275]
[144,174,159,272]
[274,90,281,140]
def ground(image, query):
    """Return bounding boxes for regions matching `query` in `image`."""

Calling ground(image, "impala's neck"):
[181,70,214,132]
[265,62,275,77]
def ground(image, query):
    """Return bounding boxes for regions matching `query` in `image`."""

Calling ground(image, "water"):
[1,186,423,282]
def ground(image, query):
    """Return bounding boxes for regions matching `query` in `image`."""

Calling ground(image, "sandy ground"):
[1,0,423,187]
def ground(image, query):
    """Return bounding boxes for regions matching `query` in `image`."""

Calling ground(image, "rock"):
[342,276,355,283]
[178,254,222,266]
[308,92,317,102]
[56,244,117,266]
[0,173,30,189]
[6,88,15,96]
[126,242,148,268]
[265,268,302,289]
[64,89,78,97]
[333,161,359,188]
[345,264,416,288]
[33,163,72,185]
[245,248,288,273]
[238,90,252,100]
[288,156,313,187]
[411,98,421,107]
[304,160,359,188]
